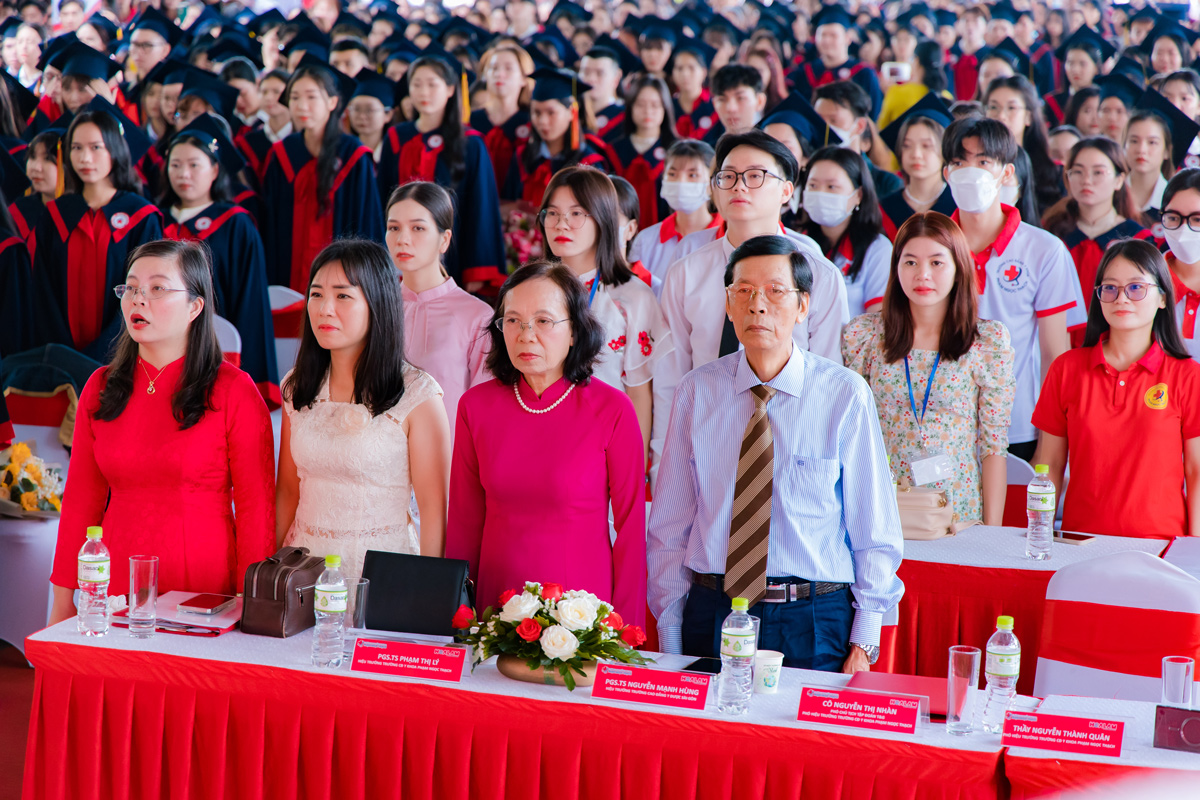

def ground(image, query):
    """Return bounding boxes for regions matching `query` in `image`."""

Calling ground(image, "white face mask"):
[948,166,1001,214]
[1165,225,1200,265]
[659,180,709,213]
[803,189,855,227]
[999,183,1020,206]
[829,124,854,146]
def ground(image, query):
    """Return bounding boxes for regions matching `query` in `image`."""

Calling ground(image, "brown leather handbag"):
[241,546,326,637]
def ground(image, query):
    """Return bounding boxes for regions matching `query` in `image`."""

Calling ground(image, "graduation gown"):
[378,122,506,287]
[22,95,62,142]
[469,108,531,191]
[0,390,11,448]
[879,186,958,240]
[0,227,34,357]
[1028,42,1061,98]
[29,191,163,361]
[235,126,274,184]
[137,147,165,200]
[9,194,44,251]
[701,119,726,147]
[611,136,670,230]
[593,101,626,144]
[1043,89,1071,128]
[787,58,883,118]
[164,203,280,408]
[673,90,717,140]
[260,132,384,293]
[953,51,982,102]
[501,138,612,207]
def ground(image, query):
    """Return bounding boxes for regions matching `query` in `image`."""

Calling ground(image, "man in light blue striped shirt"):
[648,234,904,673]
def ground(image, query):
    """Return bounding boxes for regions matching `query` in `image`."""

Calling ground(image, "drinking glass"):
[128,556,159,638]
[1162,656,1195,707]
[947,645,981,735]
[342,578,370,657]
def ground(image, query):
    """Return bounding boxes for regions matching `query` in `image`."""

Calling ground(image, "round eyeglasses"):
[1095,282,1157,303]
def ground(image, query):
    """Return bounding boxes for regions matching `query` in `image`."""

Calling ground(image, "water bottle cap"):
[325,554,341,567]
[997,615,1014,629]
[730,597,749,611]
[86,526,102,539]
[1034,464,1049,474]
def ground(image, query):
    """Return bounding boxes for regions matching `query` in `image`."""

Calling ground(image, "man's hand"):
[841,645,871,675]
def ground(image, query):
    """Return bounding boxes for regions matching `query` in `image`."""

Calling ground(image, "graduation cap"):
[186,6,224,38]
[590,34,642,74]
[381,33,422,64]
[935,9,957,29]
[1055,26,1116,64]
[1134,88,1200,169]
[673,9,708,38]
[1110,54,1148,85]
[527,45,558,72]
[879,91,954,153]
[333,12,371,39]
[1140,20,1200,55]
[530,67,589,102]
[639,21,676,47]
[669,36,717,70]
[1128,6,1161,26]
[0,141,30,203]
[549,0,592,24]
[986,37,1032,78]
[896,7,932,33]
[179,70,239,122]
[418,42,477,86]
[438,17,491,49]
[77,96,151,164]
[372,10,407,33]
[130,7,185,49]
[1159,3,1191,23]
[207,32,263,69]
[81,15,119,52]
[296,53,358,104]
[0,69,36,122]
[38,32,78,71]
[531,27,578,66]
[0,17,19,41]
[759,93,841,149]
[350,68,396,107]
[173,112,245,175]
[751,12,791,43]
[248,8,286,38]
[703,16,745,46]
[1097,72,1145,110]
[61,48,121,83]
[812,5,856,30]
[988,2,1020,25]
[283,28,332,62]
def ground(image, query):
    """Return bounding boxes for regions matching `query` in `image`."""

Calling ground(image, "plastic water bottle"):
[717,597,756,715]
[76,526,110,636]
[311,555,348,668]
[980,615,1021,733]
[1026,464,1055,561]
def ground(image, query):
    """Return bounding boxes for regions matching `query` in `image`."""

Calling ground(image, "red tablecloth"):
[22,637,1006,800]
[1004,754,1196,798]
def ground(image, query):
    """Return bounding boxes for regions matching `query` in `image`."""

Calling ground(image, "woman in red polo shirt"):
[1032,239,1200,538]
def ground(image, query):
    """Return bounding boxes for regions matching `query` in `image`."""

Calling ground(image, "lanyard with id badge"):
[905,353,953,486]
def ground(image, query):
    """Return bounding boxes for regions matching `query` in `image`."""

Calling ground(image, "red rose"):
[603,611,624,629]
[542,582,564,602]
[620,625,647,647]
[451,604,475,629]
[498,589,518,607]
[516,618,542,642]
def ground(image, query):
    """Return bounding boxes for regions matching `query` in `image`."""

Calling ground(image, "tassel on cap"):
[461,67,470,118]
[570,74,580,150]
[55,140,64,198]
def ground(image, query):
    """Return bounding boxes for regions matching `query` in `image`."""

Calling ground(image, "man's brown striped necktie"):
[724,384,776,605]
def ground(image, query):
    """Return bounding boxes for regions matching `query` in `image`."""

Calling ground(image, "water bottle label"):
[1027,489,1055,512]
[720,629,756,657]
[78,558,110,583]
[316,588,347,613]
[986,650,1021,677]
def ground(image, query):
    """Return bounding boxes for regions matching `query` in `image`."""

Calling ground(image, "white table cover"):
[903,525,1169,570]
[1163,538,1200,583]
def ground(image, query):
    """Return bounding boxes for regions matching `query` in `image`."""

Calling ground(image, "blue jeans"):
[681,581,854,672]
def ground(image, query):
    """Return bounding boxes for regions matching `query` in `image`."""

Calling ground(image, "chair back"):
[1001,454,1037,528]
[269,285,305,375]
[214,315,242,368]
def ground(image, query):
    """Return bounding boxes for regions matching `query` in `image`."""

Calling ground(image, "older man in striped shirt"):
[648,234,904,673]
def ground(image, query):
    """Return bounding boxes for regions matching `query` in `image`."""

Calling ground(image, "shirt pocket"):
[778,456,841,524]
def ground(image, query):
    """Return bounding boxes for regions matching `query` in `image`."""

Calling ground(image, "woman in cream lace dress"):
[276,240,452,583]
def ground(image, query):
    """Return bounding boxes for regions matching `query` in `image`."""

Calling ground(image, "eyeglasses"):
[113,284,189,301]
[1066,167,1117,183]
[1162,211,1200,232]
[538,209,592,229]
[712,168,785,191]
[494,316,570,334]
[986,103,1027,116]
[1095,282,1157,303]
[726,282,802,305]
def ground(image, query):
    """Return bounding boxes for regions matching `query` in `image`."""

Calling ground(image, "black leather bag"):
[240,546,325,637]
[361,550,475,636]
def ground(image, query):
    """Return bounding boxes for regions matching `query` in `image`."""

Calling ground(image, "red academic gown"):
[0,228,34,357]
[611,136,670,230]
[673,90,717,140]
[469,108,532,190]
[9,194,44,252]
[954,51,982,102]
[502,137,613,206]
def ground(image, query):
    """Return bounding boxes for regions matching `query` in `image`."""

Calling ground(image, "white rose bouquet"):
[453,581,651,690]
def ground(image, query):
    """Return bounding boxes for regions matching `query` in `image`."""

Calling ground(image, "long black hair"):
[1064,86,1100,130]
[406,56,468,184]
[985,75,1060,215]
[621,73,678,146]
[799,146,882,281]
[521,94,586,175]
[63,111,141,195]
[1082,238,1190,358]
[282,238,408,417]
[0,73,23,138]
[537,165,634,286]
[96,240,223,430]
[1009,147,1040,223]
[285,64,344,216]
[915,40,947,96]
[159,133,234,210]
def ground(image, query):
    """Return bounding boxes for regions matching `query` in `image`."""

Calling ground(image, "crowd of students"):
[5,0,1200,642]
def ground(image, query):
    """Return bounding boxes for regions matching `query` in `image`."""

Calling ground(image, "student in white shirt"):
[1159,168,1200,361]
[652,129,848,480]
[943,116,1083,461]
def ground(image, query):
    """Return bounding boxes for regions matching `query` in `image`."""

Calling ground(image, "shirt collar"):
[1090,336,1166,374]
[658,212,724,243]
[733,342,806,398]
[1171,261,1200,299]
[951,203,1022,258]
[401,276,458,303]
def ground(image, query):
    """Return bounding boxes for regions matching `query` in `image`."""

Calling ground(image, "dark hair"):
[882,212,980,362]
[896,115,947,174]
[722,234,813,293]
[1063,86,1100,131]
[814,80,871,121]
[0,73,23,138]
[1009,147,1040,223]
[914,40,947,95]
[484,260,605,385]
[406,56,468,184]
[713,128,800,184]
[63,110,141,195]
[621,73,678,145]
[798,147,882,281]
[1065,40,1103,70]
[261,68,291,87]
[1043,137,1147,237]
[96,240,222,430]
[160,133,234,209]
[711,63,763,96]
[984,75,1060,214]
[1163,167,1200,209]
[609,174,640,225]
[28,129,58,166]
[386,181,456,278]
[665,137,715,170]
[1049,124,1083,139]
[747,47,789,111]
[0,185,16,234]
[1082,238,1190,358]
[285,65,344,215]
[521,94,586,175]
[538,166,634,286]
[78,17,113,50]
[1126,111,1174,180]
[942,116,1019,166]
[283,239,408,417]
[949,99,984,119]
[331,39,370,57]
[219,58,259,85]
[1162,70,1200,103]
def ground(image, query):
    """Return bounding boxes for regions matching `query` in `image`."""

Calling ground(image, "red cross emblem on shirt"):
[1004,264,1021,281]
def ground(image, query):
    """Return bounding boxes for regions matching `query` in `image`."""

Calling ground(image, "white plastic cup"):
[753,649,785,694]
[1162,656,1195,707]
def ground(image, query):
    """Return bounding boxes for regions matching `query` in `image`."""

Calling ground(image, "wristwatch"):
[850,642,880,665]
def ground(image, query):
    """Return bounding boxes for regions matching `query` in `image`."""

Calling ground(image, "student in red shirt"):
[1032,238,1200,538]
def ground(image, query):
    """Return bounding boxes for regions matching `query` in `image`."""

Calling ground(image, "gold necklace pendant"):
[139,359,165,395]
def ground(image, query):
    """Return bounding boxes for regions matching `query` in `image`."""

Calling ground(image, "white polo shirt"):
[952,205,1085,444]
[832,234,893,316]
[1169,256,1200,362]
[629,213,723,295]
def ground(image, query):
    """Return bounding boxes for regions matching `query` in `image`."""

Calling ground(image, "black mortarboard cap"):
[1159,3,1191,23]
[417,42,477,86]
[283,28,332,62]
[935,9,957,28]
[207,31,263,68]
[82,15,119,52]
[130,7,184,49]
[1097,72,1144,109]
[333,11,370,38]
[549,0,593,23]
[173,111,245,174]
[759,92,841,148]
[590,34,642,74]
[1134,88,1200,169]
[531,27,578,66]
[812,5,856,30]
[0,17,19,40]
[1110,54,1147,85]
[1129,6,1161,25]
[180,69,239,122]
[527,45,558,72]
[438,17,491,48]
[669,36,716,69]
[1055,26,1116,63]
[248,9,286,38]
[988,2,1020,25]
[639,21,676,46]
[296,53,357,103]
[879,91,954,153]
[38,32,77,71]
[350,67,396,107]
[530,67,589,103]
[186,7,223,38]
[988,37,1032,78]
[1141,20,1200,55]
[61,48,121,82]
[0,69,36,121]
[79,96,151,163]
[703,16,745,46]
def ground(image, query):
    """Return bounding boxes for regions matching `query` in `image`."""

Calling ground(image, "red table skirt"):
[885,562,1052,697]
[1005,755,1195,798]
[22,638,1005,800]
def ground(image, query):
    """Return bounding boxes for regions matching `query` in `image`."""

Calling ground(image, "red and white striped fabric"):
[269,285,305,376]
[1033,550,1200,700]
[4,385,73,467]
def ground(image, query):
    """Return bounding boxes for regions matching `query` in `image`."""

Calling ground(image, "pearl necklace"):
[513,381,575,414]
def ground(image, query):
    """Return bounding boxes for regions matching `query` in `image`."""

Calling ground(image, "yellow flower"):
[20,492,38,511]
[26,463,42,483]
[9,442,32,470]
[47,495,61,511]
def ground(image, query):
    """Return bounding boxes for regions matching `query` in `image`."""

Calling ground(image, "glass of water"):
[1162,656,1195,707]
[128,556,159,638]
[947,645,981,735]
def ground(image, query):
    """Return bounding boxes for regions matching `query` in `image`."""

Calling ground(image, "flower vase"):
[496,654,598,687]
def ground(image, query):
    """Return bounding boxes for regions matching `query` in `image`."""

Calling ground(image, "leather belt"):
[692,573,848,603]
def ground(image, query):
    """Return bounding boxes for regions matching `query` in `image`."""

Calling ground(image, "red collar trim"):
[1090,336,1166,373]
[715,219,781,240]
[951,204,1022,294]
[658,212,723,243]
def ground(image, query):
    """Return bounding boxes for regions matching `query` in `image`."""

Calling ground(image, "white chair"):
[269,285,305,375]
[214,315,242,368]
[1033,551,1200,700]
[1001,454,1036,528]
